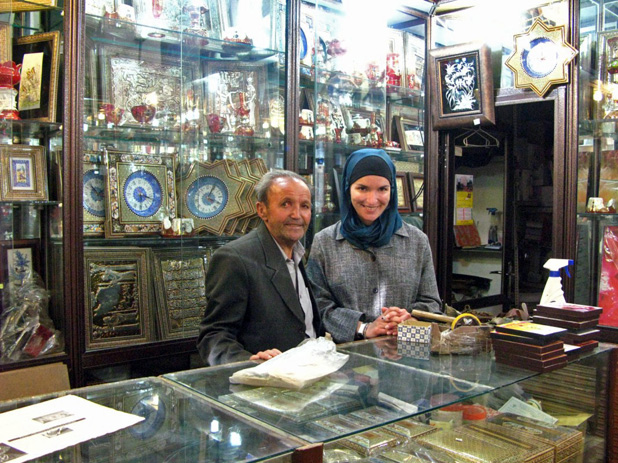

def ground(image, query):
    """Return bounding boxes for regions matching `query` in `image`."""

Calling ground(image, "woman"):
[306,148,442,343]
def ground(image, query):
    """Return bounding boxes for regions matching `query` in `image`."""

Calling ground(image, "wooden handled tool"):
[411,310,481,329]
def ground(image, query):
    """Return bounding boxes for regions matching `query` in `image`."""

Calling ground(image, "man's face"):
[257,177,312,252]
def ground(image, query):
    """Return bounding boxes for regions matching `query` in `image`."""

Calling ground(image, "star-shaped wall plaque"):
[505,18,578,97]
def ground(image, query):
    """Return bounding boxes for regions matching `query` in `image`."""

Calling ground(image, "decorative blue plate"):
[300,27,308,60]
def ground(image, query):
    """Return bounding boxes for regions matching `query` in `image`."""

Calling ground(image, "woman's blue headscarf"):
[339,149,402,249]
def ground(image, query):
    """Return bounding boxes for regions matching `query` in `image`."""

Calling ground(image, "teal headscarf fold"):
[340,149,402,249]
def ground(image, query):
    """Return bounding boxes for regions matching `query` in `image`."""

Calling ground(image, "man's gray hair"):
[255,169,311,204]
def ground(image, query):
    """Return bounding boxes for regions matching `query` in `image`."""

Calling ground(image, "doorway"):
[440,97,557,316]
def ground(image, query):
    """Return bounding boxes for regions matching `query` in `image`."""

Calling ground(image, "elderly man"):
[197,170,322,366]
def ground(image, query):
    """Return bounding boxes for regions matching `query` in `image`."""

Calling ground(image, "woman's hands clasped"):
[364,306,413,338]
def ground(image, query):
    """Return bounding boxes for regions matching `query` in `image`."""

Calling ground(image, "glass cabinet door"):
[578,0,618,338]
[79,0,287,383]
[0,4,66,366]
[298,0,429,244]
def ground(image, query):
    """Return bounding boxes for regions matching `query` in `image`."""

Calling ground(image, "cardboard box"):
[0,362,70,401]
[398,320,432,343]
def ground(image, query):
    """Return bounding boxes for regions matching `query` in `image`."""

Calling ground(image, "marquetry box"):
[487,413,583,463]
[458,422,555,463]
[414,428,522,463]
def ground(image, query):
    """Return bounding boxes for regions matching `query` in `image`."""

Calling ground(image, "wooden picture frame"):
[203,60,266,135]
[395,115,424,151]
[83,155,105,236]
[429,42,495,130]
[396,172,412,213]
[0,0,56,13]
[0,22,11,62]
[104,150,177,238]
[409,173,424,212]
[84,247,154,350]
[14,31,60,123]
[152,247,212,340]
[0,145,48,201]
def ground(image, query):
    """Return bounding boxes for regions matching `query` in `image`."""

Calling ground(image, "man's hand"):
[250,348,282,361]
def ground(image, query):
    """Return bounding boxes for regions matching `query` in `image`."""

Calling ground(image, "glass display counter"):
[0,377,305,462]
[165,339,615,461]
[1,341,615,462]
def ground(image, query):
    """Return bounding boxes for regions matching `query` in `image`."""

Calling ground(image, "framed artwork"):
[100,46,201,128]
[226,159,259,235]
[84,247,154,350]
[177,160,246,236]
[404,32,425,91]
[409,173,424,212]
[429,42,495,130]
[0,22,10,62]
[0,145,48,201]
[0,0,56,13]
[386,29,404,89]
[14,31,60,122]
[152,248,211,340]
[104,150,177,238]
[395,172,412,214]
[0,239,41,295]
[203,60,266,135]
[83,157,105,236]
[395,115,424,151]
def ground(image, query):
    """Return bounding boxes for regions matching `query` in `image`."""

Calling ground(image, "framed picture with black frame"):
[429,42,495,130]
[14,31,60,122]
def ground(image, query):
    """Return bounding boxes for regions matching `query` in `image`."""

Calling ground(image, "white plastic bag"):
[229,337,349,389]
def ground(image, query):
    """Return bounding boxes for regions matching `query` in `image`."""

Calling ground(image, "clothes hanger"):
[454,128,500,148]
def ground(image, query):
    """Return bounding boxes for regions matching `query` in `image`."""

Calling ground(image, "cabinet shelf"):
[84,125,283,148]
[0,352,69,372]
[84,235,235,248]
[0,120,62,138]
[82,338,197,369]
[86,15,279,63]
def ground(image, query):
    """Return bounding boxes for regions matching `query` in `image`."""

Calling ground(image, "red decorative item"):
[599,226,618,327]
[234,92,250,118]
[0,61,21,88]
[131,104,156,125]
[386,53,401,88]
[152,0,163,18]
[0,61,21,120]
[101,103,124,125]
[207,113,226,133]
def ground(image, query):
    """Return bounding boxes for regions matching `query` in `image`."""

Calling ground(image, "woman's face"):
[350,175,391,225]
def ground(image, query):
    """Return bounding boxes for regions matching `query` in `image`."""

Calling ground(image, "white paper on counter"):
[0,394,144,462]
[498,396,558,425]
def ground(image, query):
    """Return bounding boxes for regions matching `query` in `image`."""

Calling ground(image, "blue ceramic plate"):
[300,27,308,60]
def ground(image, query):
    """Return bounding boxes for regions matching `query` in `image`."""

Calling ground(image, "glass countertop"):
[0,377,303,462]
[164,339,613,444]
